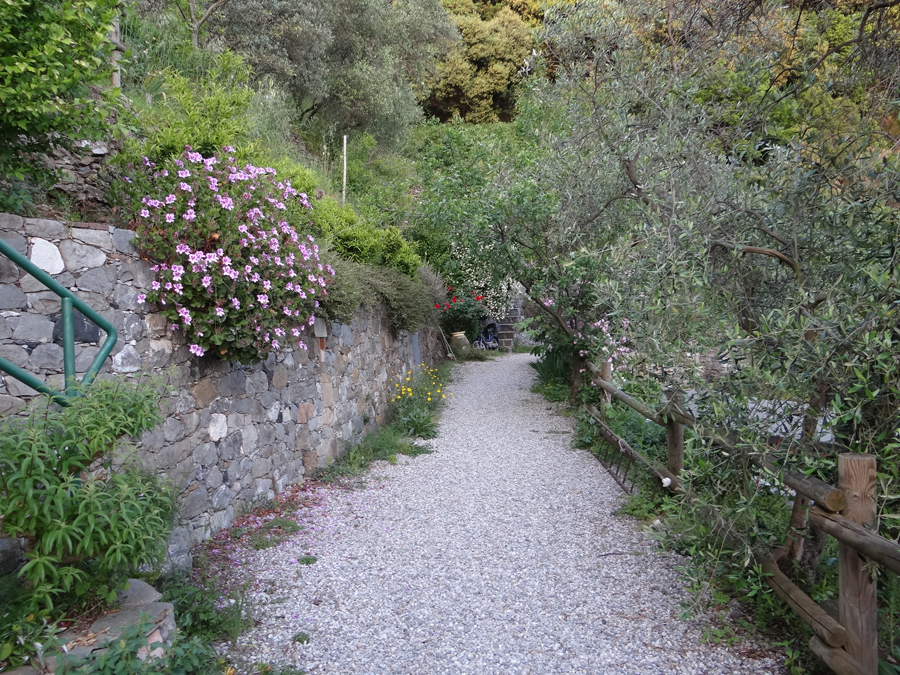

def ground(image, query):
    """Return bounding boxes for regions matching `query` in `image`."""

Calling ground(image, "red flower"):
[435,304,440,309]
[452,296,457,302]
[448,286,452,291]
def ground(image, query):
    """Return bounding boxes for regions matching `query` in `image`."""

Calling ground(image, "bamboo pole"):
[342,135,347,207]
[837,454,878,674]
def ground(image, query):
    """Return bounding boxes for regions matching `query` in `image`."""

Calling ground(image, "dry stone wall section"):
[0,212,443,556]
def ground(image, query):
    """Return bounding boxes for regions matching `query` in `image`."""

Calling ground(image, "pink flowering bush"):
[129,147,336,363]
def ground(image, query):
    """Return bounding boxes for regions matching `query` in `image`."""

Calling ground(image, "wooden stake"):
[665,390,684,476]
[110,15,122,88]
[599,361,612,407]
[838,453,877,674]
[342,135,347,207]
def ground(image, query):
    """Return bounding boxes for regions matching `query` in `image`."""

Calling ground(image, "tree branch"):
[710,240,801,277]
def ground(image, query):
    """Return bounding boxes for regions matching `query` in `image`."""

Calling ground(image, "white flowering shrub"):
[129,147,335,363]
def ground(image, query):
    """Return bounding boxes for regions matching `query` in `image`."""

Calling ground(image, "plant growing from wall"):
[126,147,336,363]
[0,380,173,610]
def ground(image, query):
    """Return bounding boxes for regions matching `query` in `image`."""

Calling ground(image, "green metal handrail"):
[0,237,118,406]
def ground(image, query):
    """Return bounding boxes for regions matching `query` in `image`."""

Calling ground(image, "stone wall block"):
[71,228,112,249]
[29,238,65,275]
[59,240,106,270]
[76,266,117,294]
[13,313,54,343]
[31,343,63,371]
[0,284,27,310]
[112,344,142,373]
[208,413,228,442]
[24,218,66,240]
[192,379,219,407]
[113,229,137,255]
[193,443,218,467]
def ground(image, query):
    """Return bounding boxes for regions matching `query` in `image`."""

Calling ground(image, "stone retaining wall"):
[0,212,443,555]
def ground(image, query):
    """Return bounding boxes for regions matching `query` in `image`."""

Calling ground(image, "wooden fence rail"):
[583,360,896,675]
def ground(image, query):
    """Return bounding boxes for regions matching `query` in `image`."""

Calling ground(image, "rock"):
[112,344,142,373]
[29,238,66,274]
[27,291,60,314]
[193,443,218,467]
[59,240,106,270]
[146,339,173,369]
[0,230,27,255]
[30,343,64,371]
[71,228,112,249]
[122,313,145,341]
[20,271,73,292]
[0,255,20,283]
[208,413,228,442]
[217,370,246,397]
[24,218,66,239]
[0,284,26,309]
[0,213,25,234]
[113,228,138,255]
[211,485,234,510]
[117,579,162,607]
[13,313,54,342]
[271,365,289,389]
[0,394,25,416]
[181,489,208,519]
[5,377,39,397]
[88,602,175,644]
[0,535,24,575]
[52,309,101,344]
[192,378,219,407]
[74,345,100,371]
[76,266,116,294]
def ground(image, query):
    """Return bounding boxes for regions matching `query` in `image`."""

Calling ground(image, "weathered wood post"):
[599,361,612,407]
[110,15,122,88]
[838,453,878,674]
[665,390,684,477]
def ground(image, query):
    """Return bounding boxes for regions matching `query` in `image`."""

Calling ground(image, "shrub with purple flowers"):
[129,147,336,363]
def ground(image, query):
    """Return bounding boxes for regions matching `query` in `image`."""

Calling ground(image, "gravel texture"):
[224,353,782,674]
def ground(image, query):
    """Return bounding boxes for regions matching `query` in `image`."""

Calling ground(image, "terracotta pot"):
[449,331,469,350]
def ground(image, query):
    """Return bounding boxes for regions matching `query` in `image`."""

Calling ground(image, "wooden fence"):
[583,360,897,675]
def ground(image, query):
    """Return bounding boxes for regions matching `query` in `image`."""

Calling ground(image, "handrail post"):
[665,390,684,477]
[61,298,76,398]
[838,453,877,674]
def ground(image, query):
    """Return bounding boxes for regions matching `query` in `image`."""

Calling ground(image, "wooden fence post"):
[599,361,612,407]
[838,453,877,674]
[110,14,121,88]
[666,390,684,477]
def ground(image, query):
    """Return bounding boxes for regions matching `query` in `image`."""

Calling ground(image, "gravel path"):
[226,353,781,674]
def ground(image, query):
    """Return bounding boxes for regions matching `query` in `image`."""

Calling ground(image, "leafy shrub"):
[0,608,63,671]
[327,224,421,277]
[392,364,450,420]
[157,578,228,643]
[58,616,220,674]
[124,148,335,363]
[320,259,442,333]
[123,54,253,163]
[0,0,119,209]
[529,349,571,386]
[438,293,488,340]
[0,380,172,609]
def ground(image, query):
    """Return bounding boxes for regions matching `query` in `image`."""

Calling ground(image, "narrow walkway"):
[230,354,780,674]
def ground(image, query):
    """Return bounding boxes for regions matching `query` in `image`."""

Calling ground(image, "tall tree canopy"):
[208,0,457,144]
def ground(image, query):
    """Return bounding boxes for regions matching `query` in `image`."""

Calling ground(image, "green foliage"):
[529,349,570,387]
[58,616,221,674]
[0,380,172,609]
[157,577,229,643]
[0,0,120,209]
[0,607,64,671]
[439,294,487,339]
[399,408,438,439]
[248,518,301,550]
[121,53,253,163]
[426,2,533,123]
[122,148,330,363]
[320,259,443,334]
[209,0,457,145]
[324,224,421,277]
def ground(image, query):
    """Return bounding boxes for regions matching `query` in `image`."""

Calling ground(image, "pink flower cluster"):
[133,147,336,363]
